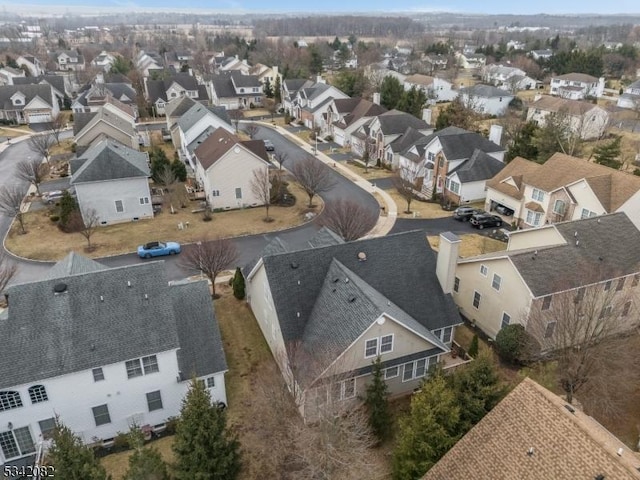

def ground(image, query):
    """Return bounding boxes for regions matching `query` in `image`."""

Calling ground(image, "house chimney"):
[96,72,104,84]
[422,108,432,125]
[316,75,325,84]
[372,92,381,105]
[436,232,461,294]
[272,65,279,78]
[533,93,542,102]
[489,124,503,146]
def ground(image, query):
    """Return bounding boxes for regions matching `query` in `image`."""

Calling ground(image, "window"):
[453,277,460,293]
[433,329,442,340]
[414,359,427,378]
[480,265,488,276]
[126,359,143,379]
[501,312,511,329]
[0,430,19,459]
[544,321,556,338]
[0,391,23,411]
[28,385,48,404]
[212,190,220,197]
[492,274,502,291]
[525,210,542,226]
[385,366,399,379]
[0,427,35,460]
[623,301,632,317]
[604,280,612,291]
[616,278,625,291]
[541,296,552,310]
[139,197,150,205]
[427,151,435,162]
[532,188,544,201]
[380,334,393,354]
[235,187,242,199]
[115,199,124,213]
[442,326,453,343]
[334,378,356,400]
[447,179,460,195]
[365,338,378,358]
[553,199,566,215]
[580,208,597,219]
[146,391,163,411]
[38,418,56,440]
[142,355,159,374]
[92,404,111,426]
[473,291,481,309]
[206,377,215,388]
[93,368,105,382]
[403,358,430,382]
[239,88,244,93]
[633,275,640,287]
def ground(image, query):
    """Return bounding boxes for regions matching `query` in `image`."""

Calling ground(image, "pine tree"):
[392,373,460,480]
[171,160,187,182]
[263,78,274,98]
[173,379,241,480]
[364,357,392,442]
[48,420,110,480]
[380,76,404,110]
[468,334,479,357]
[397,86,428,119]
[149,147,171,183]
[232,267,245,300]
[124,425,168,480]
[593,136,622,169]
[506,121,539,162]
[274,76,282,104]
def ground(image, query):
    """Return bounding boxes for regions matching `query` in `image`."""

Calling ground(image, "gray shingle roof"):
[390,126,428,153]
[0,84,54,111]
[449,148,505,183]
[13,75,65,98]
[0,258,227,389]
[262,230,461,357]
[377,109,431,135]
[212,71,261,98]
[44,252,107,280]
[307,226,345,248]
[425,126,504,161]
[75,107,136,140]
[165,96,197,118]
[70,139,149,184]
[176,102,231,134]
[73,112,97,135]
[460,84,513,98]
[147,73,200,103]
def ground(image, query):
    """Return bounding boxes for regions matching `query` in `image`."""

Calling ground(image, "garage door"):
[28,113,52,124]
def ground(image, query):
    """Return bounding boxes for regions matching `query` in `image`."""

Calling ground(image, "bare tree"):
[290,156,337,208]
[78,208,100,251]
[319,199,378,241]
[157,165,187,213]
[392,162,422,214]
[250,168,272,222]
[0,186,28,234]
[27,133,55,164]
[0,250,17,295]
[527,274,640,417]
[275,151,289,171]
[245,124,259,139]
[180,237,238,297]
[46,113,66,145]
[15,158,50,195]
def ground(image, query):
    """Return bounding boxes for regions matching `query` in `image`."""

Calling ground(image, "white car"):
[41,188,76,204]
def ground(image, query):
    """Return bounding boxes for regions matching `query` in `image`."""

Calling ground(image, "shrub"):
[113,432,130,451]
[70,143,77,153]
[164,417,178,435]
[468,334,479,357]
[49,215,60,222]
[232,267,245,300]
[202,209,212,222]
[495,324,534,364]
[249,102,255,109]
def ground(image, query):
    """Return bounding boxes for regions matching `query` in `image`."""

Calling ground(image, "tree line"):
[254,16,424,37]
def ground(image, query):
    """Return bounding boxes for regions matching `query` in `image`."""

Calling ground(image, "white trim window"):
[92,368,105,382]
[480,264,488,276]
[365,334,394,357]
[525,210,542,226]
[126,355,159,379]
[473,291,481,309]
[580,208,597,219]
[446,178,461,195]
[492,274,502,291]
[532,188,545,202]
[553,199,566,215]
[114,199,124,213]
[92,404,111,426]
[380,334,394,354]
[442,326,453,343]
[402,356,438,382]
[28,385,48,404]
[0,427,36,460]
[501,312,511,329]
[333,378,356,401]
[0,391,23,412]
[384,366,399,379]
[364,338,378,358]
[139,197,150,205]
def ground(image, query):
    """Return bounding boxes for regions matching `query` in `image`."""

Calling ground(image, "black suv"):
[453,207,483,221]
[470,213,503,229]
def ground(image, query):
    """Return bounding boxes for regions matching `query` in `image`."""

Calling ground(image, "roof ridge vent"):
[53,283,68,294]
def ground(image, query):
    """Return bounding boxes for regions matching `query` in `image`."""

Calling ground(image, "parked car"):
[41,188,76,204]
[453,207,483,221]
[470,213,503,229]
[161,128,171,142]
[263,139,275,151]
[137,241,181,258]
[495,204,514,216]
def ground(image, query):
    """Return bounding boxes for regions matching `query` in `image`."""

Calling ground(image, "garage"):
[27,112,52,124]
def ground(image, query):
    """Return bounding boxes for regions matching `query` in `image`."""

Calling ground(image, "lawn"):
[389,191,454,219]
[343,160,395,179]
[7,182,319,261]
[427,233,506,258]
[100,435,175,479]
[143,131,177,160]
[0,126,32,138]
[49,138,74,156]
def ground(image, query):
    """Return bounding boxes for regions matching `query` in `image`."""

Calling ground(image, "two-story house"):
[90,51,117,72]
[209,71,263,110]
[481,64,537,91]
[446,212,640,343]
[290,79,349,131]
[458,84,514,116]
[146,73,209,116]
[163,51,193,71]
[0,67,25,86]
[70,139,153,225]
[527,95,609,140]
[617,79,640,110]
[281,78,313,115]
[326,97,387,147]
[423,54,449,73]
[248,64,280,87]
[135,50,163,77]
[403,74,458,103]
[530,49,553,61]
[14,75,67,109]
[15,55,44,77]
[0,84,59,125]
[53,50,85,71]
[0,254,227,470]
[217,56,251,75]
[193,128,270,210]
[455,52,486,69]
[550,73,605,100]
[485,153,640,229]
[73,80,138,118]
[74,106,138,151]
[243,229,463,420]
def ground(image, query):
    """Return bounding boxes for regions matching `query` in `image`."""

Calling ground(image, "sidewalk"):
[256,122,398,237]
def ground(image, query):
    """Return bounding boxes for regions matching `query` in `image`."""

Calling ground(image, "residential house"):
[423,378,640,479]
[281,78,313,114]
[0,84,59,125]
[13,75,68,108]
[617,79,640,109]
[164,96,199,149]
[482,64,537,91]
[53,50,85,71]
[506,40,526,50]
[423,54,448,73]
[448,212,640,342]
[401,125,505,200]
[0,67,25,86]
[135,50,163,77]
[192,128,270,209]
[290,79,350,131]
[527,95,609,140]
[485,152,640,229]
[326,97,387,147]
[90,51,117,72]
[175,102,233,170]
[353,109,433,167]
[15,55,44,77]
[74,106,138,150]
[209,71,263,110]
[550,73,605,99]
[218,56,250,75]
[73,81,138,117]
[243,229,463,420]
[0,253,227,470]
[70,139,152,225]
[163,51,193,71]
[459,84,514,116]
[530,49,554,60]
[403,74,458,103]
[249,64,280,87]
[146,73,208,116]
[455,52,486,69]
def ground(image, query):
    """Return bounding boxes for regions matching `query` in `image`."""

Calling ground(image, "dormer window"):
[13,99,22,105]
[239,88,245,93]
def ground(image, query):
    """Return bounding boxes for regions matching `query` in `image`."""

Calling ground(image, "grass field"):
[428,233,506,257]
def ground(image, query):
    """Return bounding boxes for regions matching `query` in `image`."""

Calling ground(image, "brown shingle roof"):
[525,201,545,213]
[423,378,640,480]
[530,95,599,116]
[405,74,435,87]
[193,128,238,170]
[554,72,599,83]
[486,157,542,200]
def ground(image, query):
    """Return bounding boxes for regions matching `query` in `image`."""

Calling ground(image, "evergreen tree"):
[364,357,392,442]
[397,86,428,119]
[309,46,323,75]
[468,334,479,357]
[506,121,539,162]
[173,379,241,480]
[392,373,460,480]
[593,136,622,169]
[149,147,171,183]
[263,78,274,98]
[435,98,477,131]
[380,76,404,110]
[332,69,369,97]
[124,426,168,480]
[330,36,341,50]
[110,55,132,75]
[232,267,245,300]
[48,420,110,480]
[171,160,188,182]
[58,190,78,228]
[274,76,282,104]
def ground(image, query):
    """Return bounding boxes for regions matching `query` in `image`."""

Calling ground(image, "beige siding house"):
[527,95,609,140]
[74,106,138,150]
[243,230,464,420]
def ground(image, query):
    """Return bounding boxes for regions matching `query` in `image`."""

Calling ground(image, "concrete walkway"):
[255,121,398,237]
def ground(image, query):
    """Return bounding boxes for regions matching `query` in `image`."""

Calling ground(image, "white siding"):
[75,177,153,225]
[457,178,489,203]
